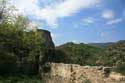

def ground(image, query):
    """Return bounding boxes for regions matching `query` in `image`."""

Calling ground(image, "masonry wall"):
[41,63,125,83]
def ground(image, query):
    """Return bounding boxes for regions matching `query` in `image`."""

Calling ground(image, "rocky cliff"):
[41,63,125,83]
[37,29,55,48]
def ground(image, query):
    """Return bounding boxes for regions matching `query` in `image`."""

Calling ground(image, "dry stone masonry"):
[41,63,125,83]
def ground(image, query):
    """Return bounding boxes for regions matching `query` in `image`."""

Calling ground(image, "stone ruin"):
[41,63,125,83]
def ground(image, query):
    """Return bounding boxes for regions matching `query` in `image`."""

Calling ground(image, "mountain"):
[98,40,125,66]
[89,42,115,48]
[88,40,125,48]
[56,40,125,66]
[117,40,125,44]
[56,42,104,66]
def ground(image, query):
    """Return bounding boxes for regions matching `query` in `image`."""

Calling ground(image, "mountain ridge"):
[57,40,125,48]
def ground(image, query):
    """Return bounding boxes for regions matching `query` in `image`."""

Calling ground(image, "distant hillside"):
[89,42,115,48]
[117,40,125,44]
[56,42,104,66]
[88,40,125,48]
[56,40,125,66]
[98,40,125,66]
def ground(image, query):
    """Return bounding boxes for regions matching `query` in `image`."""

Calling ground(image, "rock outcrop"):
[41,63,125,83]
[37,29,55,48]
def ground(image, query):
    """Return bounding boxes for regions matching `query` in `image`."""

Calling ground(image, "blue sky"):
[11,0,125,46]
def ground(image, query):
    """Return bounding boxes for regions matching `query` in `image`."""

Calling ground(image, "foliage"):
[56,42,104,66]
[0,75,44,83]
[0,0,17,24]
[98,40,125,66]
[114,61,125,75]
[0,21,45,74]
[42,49,72,64]
[0,52,17,74]
[0,0,45,75]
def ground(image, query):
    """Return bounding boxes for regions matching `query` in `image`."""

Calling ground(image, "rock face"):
[38,29,55,48]
[41,63,125,83]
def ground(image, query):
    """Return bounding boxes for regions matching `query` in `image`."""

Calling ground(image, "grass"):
[0,74,44,83]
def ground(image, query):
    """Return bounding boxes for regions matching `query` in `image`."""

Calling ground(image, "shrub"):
[0,75,45,83]
[115,62,125,75]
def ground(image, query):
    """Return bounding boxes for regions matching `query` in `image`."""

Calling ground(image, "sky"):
[10,0,125,46]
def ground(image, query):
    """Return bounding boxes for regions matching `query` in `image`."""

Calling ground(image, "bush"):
[0,75,45,83]
[0,52,17,75]
[115,61,125,75]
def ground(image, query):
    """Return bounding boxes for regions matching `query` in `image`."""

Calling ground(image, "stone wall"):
[41,63,125,83]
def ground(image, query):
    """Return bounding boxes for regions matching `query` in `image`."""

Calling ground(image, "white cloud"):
[10,0,37,10]
[100,32,109,38]
[27,22,39,30]
[101,10,123,25]
[51,32,60,40]
[102,10,114,19]
[11,0,101,28]
[106,18,123,25]
[10,0,39,15]
[51,33,56,40]
[100,31,115,41]
[82,17,95,24]
[72,40,80,44]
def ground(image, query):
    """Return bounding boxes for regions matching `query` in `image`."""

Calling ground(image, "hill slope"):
[56,42,104,65]
[56,40,125,66]
[88,40,125,48]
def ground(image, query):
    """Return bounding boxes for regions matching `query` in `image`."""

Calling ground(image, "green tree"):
[56,42,103,66]
[0,0,45,74]
[98,41,125,66]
